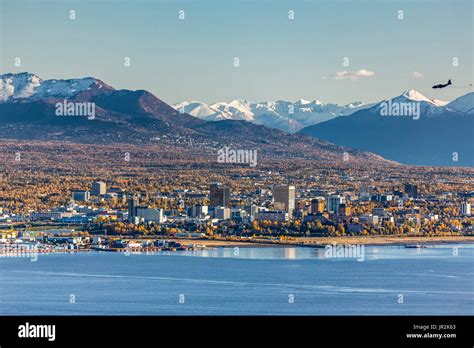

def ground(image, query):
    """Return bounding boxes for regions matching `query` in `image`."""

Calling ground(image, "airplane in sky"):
[432,79,452,89]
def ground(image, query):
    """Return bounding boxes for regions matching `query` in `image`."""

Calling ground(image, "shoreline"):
[173,236,474,248]
[2,236,471,256]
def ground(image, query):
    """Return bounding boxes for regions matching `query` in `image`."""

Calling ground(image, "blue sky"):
[1,0,472,105]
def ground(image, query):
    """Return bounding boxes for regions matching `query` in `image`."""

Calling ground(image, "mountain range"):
[174,99,373,133]
[1,72,471,167]
[299,90,474,167]
[0,72,387,165]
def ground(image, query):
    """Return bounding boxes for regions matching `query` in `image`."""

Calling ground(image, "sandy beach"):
[174,236,474,248]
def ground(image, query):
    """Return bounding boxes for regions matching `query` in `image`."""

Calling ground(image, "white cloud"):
[332,69,376,81]
[412,71,424,79]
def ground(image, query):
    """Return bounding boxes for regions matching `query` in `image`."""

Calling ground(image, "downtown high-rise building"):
[188,204,209,218]
[128,195,139,219]
[92,181,106,196]
[210,183,230,207]
[273,185,295,217]
[311,198,325,213]
[327,194,346,214]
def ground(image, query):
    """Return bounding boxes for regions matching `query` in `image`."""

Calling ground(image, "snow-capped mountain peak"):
[372,89,464,118]
[0,72,42,101]
[402,89,431,102]
[344,101,365,108]
[400,89,447,107]
[295,98,312,105]
[0,72,105,102]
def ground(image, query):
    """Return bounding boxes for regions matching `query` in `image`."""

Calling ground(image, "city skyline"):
[0,0,473,341]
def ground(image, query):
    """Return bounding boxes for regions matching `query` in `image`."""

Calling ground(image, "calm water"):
[1,245,473,315]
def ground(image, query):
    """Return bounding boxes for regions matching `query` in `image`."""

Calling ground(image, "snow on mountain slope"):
[374,89,450,117]
[432,99,449,107]
[174,101,223,119]
[0,72,102,102]
[175,89,466,132]
[401,89,442,105]
[0,72,42,100]
[446,92,474,114]
[173,99,373,133]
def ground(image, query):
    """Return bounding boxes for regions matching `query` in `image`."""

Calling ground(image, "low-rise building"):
[255,210,289,222]
[136,207,165,223]
[72,190,90,202]
[214,206,231,220]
